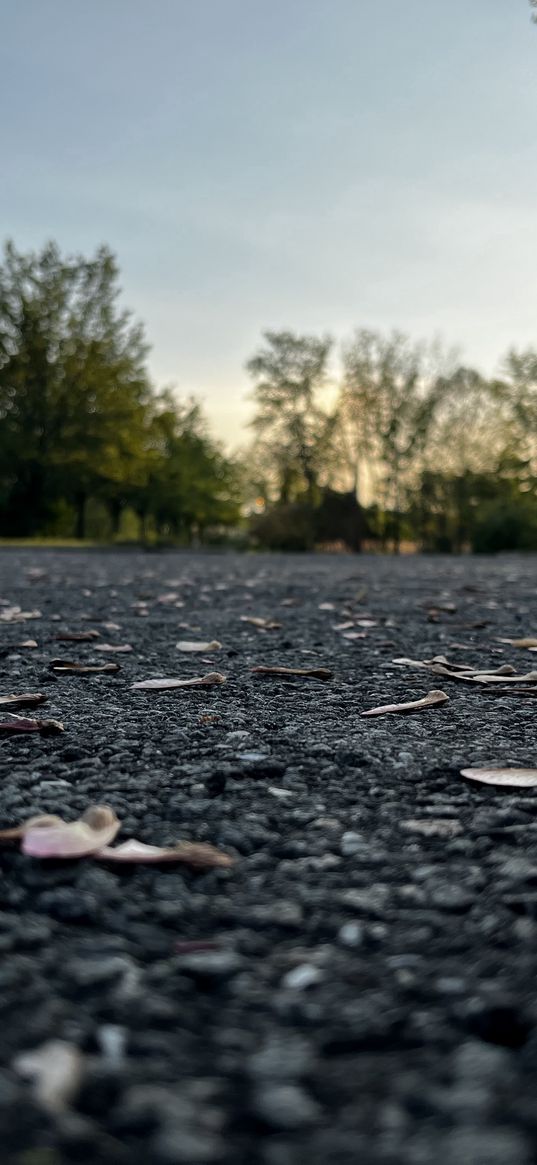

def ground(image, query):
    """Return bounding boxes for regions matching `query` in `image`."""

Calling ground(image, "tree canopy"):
[0,241,240,542]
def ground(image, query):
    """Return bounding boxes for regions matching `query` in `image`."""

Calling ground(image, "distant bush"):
[472,498,537,553]
[250,503,316,551]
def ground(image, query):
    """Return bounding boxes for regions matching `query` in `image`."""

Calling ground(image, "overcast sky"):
[1,0,536,444]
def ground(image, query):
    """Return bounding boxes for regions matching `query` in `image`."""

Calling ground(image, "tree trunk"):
[75,492,86,540]
[108,499,122,536]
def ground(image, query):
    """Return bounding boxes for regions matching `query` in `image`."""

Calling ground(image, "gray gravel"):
[0,548,537,1164]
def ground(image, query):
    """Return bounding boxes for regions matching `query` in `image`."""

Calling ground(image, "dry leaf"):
[333,621,355,631]
[49,659,120,673]
[361,689,449,717]
[95,838,234,868]
[251,665,333,680]
[498,637,537,649]
[14,1040,84,1112]
[0,715,64,735]
[318,602,336,611]
[93,643,133,653]
[0,693,47,709]
[342,631,368,640]
[460,767,537,788]
[240,616,282,630]
[54,630,101,642]
[17,640,38,649]
[176,640,222,652]
[20,806,120,857]
[131,672,226,690]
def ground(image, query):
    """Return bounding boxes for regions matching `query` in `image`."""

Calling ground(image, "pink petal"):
[22,806,120,858]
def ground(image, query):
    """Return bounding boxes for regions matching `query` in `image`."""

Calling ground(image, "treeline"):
[246,331,537,553]
[0,242,240,542]
[1,240,537,552]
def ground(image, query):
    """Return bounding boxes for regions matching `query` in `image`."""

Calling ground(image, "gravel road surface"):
[1,549,537,1165]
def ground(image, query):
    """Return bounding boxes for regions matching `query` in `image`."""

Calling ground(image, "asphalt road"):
[1,548,537,1165]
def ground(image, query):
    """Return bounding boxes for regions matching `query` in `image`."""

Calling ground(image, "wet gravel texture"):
[1,548,537,1165]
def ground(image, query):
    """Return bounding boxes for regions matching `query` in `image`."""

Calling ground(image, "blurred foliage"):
[2,241,537,554]
[246,328,537,554]
[0,241,241,543]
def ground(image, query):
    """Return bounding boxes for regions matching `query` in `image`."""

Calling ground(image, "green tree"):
[338,330,447,549]
[139,394,241,542]
[246,330,335,505]
[0,240,151,536]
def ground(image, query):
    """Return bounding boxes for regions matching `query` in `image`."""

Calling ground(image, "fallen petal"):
[0,715,64,735]
[96,837,234,868]
[240,616,282,630]
[361,689,449,717]
[49,659,120,673]
[54,630,101,642]
[251,666,333,680]
[0,693,47,708]
[22,805,120,858]
[0,815,62,842]
[93,644,133,653]
[460,767,537,788]
[14,1040,84,1112]
[176,640,222,652]
[498,638,537,649]
[400,819,462,837]
[131,672,226,690]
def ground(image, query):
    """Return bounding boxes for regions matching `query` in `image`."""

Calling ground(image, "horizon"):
[2,0,536,445]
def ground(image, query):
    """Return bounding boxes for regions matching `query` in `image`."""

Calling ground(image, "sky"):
[1,0,536,446]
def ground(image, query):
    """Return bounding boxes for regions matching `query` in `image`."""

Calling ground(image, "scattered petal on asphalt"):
[498,637,537,648]
[251,666,333,680]
[54,630,101,641]
[93,643,133,653]
[460,767,537,788]
[0,693,47,708]
[400,819,463,837]
[176,640,222,652]
[240,616,282,629]
[361,689,449,717]
[14,1040,84,1113]
[96,837,234,868]
[21,806,120,857]
[0,607,41,622]
[0,715,64,735]
[131,672,226,690]
[49,659,121,673]
[0,815,62,842]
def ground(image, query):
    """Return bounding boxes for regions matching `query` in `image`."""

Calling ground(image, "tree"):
[138,393,241,542]
[337,330,448,549]
[0,240,151,536]
[246,330,335,505]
